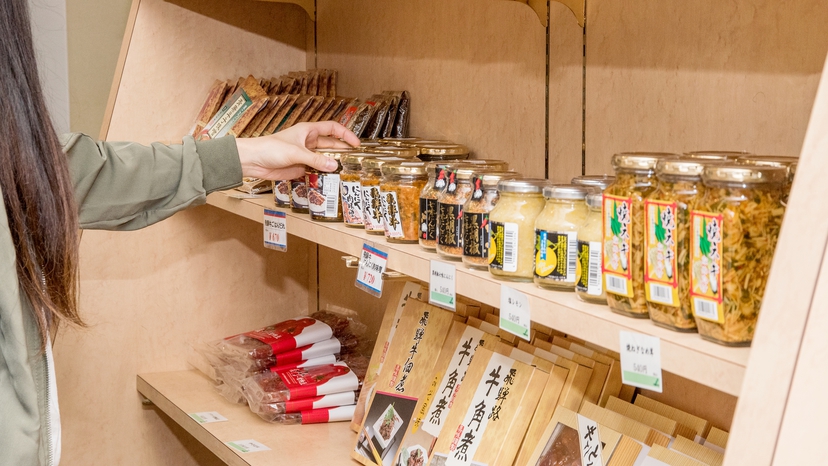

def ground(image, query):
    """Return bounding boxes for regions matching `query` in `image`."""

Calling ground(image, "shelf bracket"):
[506,0,584,28]
[255,0,315,21]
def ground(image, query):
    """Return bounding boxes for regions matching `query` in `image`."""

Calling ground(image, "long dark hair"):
[1,0,82,347]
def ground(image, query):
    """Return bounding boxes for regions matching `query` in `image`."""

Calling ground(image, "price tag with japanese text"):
[226,439,270,453]
[429,260,456,311]
[619,331,663,392]
[355,243,388,297]
[577,414,604,466]
[189,411,227,424]
[263,209,287,251]
[499,285,531,340]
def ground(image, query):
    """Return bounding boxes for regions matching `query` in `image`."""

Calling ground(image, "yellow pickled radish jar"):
[533,185,590,291]
[604,152,675,318]
[576,192,607,304]
[488,179,550,281]
[691,164,786,346]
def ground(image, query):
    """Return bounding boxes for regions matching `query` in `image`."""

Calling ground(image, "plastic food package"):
[251,391,357,421]
[259,405,357,425]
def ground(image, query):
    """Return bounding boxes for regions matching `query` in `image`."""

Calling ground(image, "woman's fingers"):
[315,136,354,149]
[301,121,361,147]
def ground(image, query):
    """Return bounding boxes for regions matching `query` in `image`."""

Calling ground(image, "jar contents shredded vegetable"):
[576,192,607,304]
[437,167,477,259]
[736,155,797,205]
[380,162,428,243]
[340,153,380,227]
[534,185,590,291]
[462,172,519,269]
[489,179,550,281]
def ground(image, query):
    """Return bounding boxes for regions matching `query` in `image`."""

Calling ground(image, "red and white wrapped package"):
[270,354,339,373]
[257,405,357,425]
[250,391,357,421]
[271,337,343,367]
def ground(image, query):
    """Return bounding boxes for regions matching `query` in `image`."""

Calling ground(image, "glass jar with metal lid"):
[576,192,607,304]
[272,179,292,208]
[603,152,676,318]
[289,176,310,213]
[489,179,550,281]
[305,149,354,222]
[462,171,520,270]
[436,166,498,260]
[379,137,421,147]
[380,162,428,243]
[361,157,408,235]
[736,155,798,204]
[417,143,471,162]
[691,164,787,346]
[684,150,749,161]
[359,139,383,148]
[533,185,590,290]
[340,152,381,228]
[571,175,615,191]
[366,145,420,159]
[644,158,709,332]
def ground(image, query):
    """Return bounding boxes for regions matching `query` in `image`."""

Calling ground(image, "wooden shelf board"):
[137,370,356,466]
[207,191,748,396]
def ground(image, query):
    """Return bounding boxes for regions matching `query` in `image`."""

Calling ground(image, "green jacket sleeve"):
[61,133,243,231]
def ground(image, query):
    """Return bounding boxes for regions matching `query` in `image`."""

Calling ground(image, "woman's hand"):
[235,121,360,180]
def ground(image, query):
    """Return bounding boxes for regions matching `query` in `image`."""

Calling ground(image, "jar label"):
[362,185,384,231]
[602,194,634,297]
[576,240,603,296]
[470,175,485,201]
[382,191,404,238]
[437,202,462,248]
[534,230,578,283]
[689,211,724,323]
[341,181,363,224]
[290,178,309,208]
[435,167,450,192]
[445,169,459,194]
[462,212,489,258]
[419,198,437,241]
[307,173,340,218]
[490,221,519,272]
[644,200,680,307]
[274,180,291,207]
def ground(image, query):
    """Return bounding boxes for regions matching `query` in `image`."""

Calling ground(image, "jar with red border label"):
[340,152,380,228]
[735,155,797,205]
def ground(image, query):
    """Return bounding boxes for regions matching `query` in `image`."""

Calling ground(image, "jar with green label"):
[488,179,550,281]
[604,152,675,318]
[380,162,428,243]
[644,158,708,332]
[571,175,615,191]
[361,157,408,235]
[691,164,786,346]
[462,172,519,270]
[576,192,607,304]
[340,152,380,228]
[534,185,590,291]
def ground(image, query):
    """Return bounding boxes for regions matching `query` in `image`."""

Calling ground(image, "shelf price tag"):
[189,411,227,424]
[355,243,388,297]
[429,260,456,311]
[263,209,287,251]
[577,414,605,466]
[226,439,270,453]
[499,285,531,340]
[619,331,663,393]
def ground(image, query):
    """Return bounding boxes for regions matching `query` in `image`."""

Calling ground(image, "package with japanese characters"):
[533,339,609,406]
[517,341,593,412]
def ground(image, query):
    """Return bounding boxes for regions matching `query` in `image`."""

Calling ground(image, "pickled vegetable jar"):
[489,179,550,281]
[462,172,519,270]
[736,155,798,205]
[684,150,749,161]
[691,164,786,346]
[306,149,352,222]
[361,157,408,235]
[604,152,675,318]
[576,192,607,304]
[644,158,708,332]
[379,137,421,147]
[380,162,428,243]
[571,175,615,191]
[340,153,380,228]
[534,185,590,291]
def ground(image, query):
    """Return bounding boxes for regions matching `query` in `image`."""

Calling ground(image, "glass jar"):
[359,139,383,149]
[736,155,798,205]
[419,162,466,250]
[290,176,309,214]
[462,172,519,270]
[380,162,428,243]
[571,175,615,191]
[436,166,492,260]
[379,137,421,147]
[489,179,550,281]
[340,153,380,228]
[306,149,352,222]
[684,150,749,161]
[534,185,590,291]
[576,192,607,304]
[691,164,786,346]
[361,157,408,235]
[272,180,291,208]
[604,152,675,318]
[366,146,420,159]
[644,159,708,332]
[417,144,471,162]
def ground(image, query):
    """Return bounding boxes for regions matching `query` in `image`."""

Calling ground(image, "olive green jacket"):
[0,134,242,465]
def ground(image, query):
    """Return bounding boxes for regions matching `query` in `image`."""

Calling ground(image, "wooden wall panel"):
[584,0,828,174]
[315,0,548,176]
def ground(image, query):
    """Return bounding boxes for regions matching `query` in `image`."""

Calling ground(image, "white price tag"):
[355,243,388,297]
[429,260,456,311]
[263,209,287,251]
[619,331,663,392]
[577,414,605,466]
[189,411,227,424]
[499,285,531,340]
[226,439,270,453]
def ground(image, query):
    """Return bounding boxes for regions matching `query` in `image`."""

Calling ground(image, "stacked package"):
[201,310,370,425]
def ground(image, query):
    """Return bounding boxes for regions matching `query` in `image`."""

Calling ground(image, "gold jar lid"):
[543,184,590,200]
[414,139,453,146]
[464,159,510,171]
[453,166,502,181]
[358,139,383,148]
[611,152,677,172]
[656,158,707,178]
[497,178,550,194]
[474,171,520,189]
[586,191,603,208]
[381,161,428,176]
[702,164,787,185]
[379,137,421,147]
[362,156,408,170]
[737,155,798,181]
[571,175,615,190]
[417,143,470,156]
[366,146,420,158]
[314,148,357,160]
[342,152,382,167]
[684,150,750,161]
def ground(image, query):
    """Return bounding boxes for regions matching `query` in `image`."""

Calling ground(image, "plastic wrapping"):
[250,391,357,420]
[257,405,357,425]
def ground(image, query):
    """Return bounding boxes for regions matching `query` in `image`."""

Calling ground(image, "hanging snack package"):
[364,95,392,140]
[352,301,455,466]
[383,90,411,137]
[190,79,229,136]
[427,347,548,466]
[197,75,268,141]
[391,321,499,466]
[380,95,401,139]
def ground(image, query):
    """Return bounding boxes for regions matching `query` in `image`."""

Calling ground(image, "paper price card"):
[619,331,663,392]
[577,414,604,466]
[189,411,227,424]
[226,439,270,453]
[263,209,287,251]
[499,285,531,340]
[355,243,388,297]
[429,260,456,311]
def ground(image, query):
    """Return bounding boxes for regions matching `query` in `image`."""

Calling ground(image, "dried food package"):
[252,390,357,422]
[334,98,357,123]
[350,103,378,138]
[236,177,272,194]
[197,76,268,141]
[260,405,357,425]
[296,95,326,124]
[243,95,282,138]
[383,90,410,137]
[517,340,593,412]
[329,69,338,98]
[380,95,401,138]
[262,94,299,136]
[190,79,229,136]
[317,69,330,97]
[339,100,364,127]
[364,95,392,140]
[308,70,320,96]
[251,95,287,138]
[280,95,314,131]
[309,97,335,122]
[321,97,347,122]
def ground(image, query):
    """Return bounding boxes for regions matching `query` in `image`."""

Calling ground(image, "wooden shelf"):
[137,370,356,466]
[207,191,749,396]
